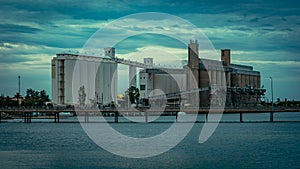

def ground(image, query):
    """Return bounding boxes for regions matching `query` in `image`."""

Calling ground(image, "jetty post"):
[84,112,89,123]
[240,112,243,122]
[145,111,148,123]
[114,110,119,123]
[270,77,274,122]
[54,112,60,123]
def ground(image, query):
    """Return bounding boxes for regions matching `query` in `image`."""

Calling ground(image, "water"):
[0,114,300,169]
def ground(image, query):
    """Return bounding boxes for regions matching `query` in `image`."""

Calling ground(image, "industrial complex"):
[51,40,266,108]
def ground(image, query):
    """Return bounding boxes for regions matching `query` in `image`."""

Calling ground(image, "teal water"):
[0,114,299,169]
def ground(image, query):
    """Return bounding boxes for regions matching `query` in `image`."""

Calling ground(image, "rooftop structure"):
[139,41,264,107]
[52,41,265,108]
[51,49,117,106]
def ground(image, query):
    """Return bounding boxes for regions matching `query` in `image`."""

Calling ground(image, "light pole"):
[17,76,21,107]
[269,77,274,122]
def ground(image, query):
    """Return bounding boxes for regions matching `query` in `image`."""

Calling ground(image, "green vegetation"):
[22,88,50,107]
[127,86,140,105]
[0,88,50,107]
[78,86,86,107]
[0,96,18,107]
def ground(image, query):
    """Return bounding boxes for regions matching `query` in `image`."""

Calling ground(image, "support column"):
[24,112,32,123]
[212,70,217,85]
[217,71,222,86]
[129,65,136,87]
[24,112,26,123]
[54,112,60,123]
[145,112,148,123]
[253,75,257,88]
[246,75,250,86]
[226,72,231,87]
[208,70,212,85]
[241,74,245,87]
[220,71,226,85]
[270,112,274,122]
[250,75,254,87]
[257,76,261,89]
[85,112,89,123]
[240,113,243,122]
[114,111,119,123]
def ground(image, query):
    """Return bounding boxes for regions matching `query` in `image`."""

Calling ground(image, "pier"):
[0,107,300,123]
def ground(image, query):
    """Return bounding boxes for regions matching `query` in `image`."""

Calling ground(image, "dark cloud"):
[114,34,186,54]
[0,24,41,33]
[249,17,259,23]
[0,55,34,63]
[230,27,253,31]
[0,0,299,99]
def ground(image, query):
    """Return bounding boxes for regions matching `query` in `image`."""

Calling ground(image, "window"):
[140,85,146,90]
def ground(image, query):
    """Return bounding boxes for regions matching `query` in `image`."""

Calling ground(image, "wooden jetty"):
[0,107,299,123]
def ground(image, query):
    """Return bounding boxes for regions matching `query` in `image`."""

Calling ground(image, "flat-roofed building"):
[51,48,117,106]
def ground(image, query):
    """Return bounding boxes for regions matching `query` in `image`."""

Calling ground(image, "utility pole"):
[270,77,274,122]
[17,76,21,107]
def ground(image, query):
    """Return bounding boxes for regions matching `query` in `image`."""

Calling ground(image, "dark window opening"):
[140,85,146,90]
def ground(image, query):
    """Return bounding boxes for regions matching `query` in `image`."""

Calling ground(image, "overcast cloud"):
[0,0,299,100]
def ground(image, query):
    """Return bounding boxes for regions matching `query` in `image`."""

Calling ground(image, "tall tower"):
[188,40,199,89]
[18,76,20,95]
[104,47,115,58]
[144,58,153,67]
[187,40,199,106]
[221,49,231,87]
[221,49,231,67]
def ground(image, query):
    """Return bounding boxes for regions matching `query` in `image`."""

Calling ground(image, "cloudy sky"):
[0,0,299,101]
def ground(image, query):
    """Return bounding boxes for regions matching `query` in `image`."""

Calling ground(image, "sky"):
[0,0,299,101]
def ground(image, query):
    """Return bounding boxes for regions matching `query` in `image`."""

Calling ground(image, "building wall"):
[139,70,186,99]
[154,73,186,95]
[52,45,262,107]
[64,59,76,104]
[139,71,153,98]
[199,70,210,106]
[51,58,57,104]
[231,73,241,87]
[52,54,117,106]
[221,49,231,67]
[188,40,199,90]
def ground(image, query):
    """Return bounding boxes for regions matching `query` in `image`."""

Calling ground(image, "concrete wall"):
[231,74,241,87]
[221,49,231,67]
[52,54,117,106]
[153,73,186,96]
[139,70,186,99]
[188,41,199,90]
[51,58,58,104]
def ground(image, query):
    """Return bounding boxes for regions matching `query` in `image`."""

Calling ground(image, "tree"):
[78,86,86,107]
[40,90,50,103]
[127,86,140,105]
[89,97,97,108]
[22,88,50,107]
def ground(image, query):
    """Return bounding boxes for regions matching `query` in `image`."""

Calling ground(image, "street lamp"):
[269,77,274,122]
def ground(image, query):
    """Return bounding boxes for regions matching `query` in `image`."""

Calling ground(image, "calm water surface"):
[0,114,299,169]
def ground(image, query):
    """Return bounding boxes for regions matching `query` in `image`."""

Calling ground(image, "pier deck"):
[1,107,300,123]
